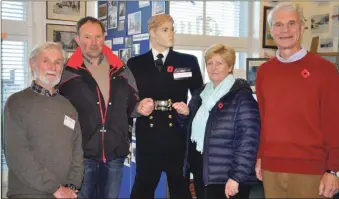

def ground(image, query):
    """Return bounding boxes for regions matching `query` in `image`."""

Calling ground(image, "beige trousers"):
[263,170,325,198]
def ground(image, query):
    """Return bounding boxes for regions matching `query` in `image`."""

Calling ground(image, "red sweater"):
[256,52,339,175]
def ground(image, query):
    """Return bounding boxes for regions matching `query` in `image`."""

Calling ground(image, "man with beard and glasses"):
[4,42,83,198]
[59,16,153,198]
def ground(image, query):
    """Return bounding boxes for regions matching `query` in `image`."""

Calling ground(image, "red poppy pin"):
[301,69,310,79]
[218,102,223,109]
[167,66,174,73]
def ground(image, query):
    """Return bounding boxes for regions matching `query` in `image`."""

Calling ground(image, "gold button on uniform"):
[168,114,172,119]
[169,123,173,127]
[149,116,153,120]
[150,123,154,128]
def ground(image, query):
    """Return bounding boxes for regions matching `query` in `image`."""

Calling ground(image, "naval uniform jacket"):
[127,49,203,157]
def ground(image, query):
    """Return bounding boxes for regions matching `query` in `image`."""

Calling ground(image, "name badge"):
[64,115,75,130]
[173,68,192,80]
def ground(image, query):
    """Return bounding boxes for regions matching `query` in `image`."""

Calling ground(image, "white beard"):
[34,67,61,87]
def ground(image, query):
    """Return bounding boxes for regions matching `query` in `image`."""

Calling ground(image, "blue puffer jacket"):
[179,78,260,185]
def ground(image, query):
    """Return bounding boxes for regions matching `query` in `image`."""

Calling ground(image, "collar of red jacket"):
[66,45,124,70]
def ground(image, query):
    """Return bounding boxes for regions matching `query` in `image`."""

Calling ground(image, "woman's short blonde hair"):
[148,14,174,32]
[204,44,236,73]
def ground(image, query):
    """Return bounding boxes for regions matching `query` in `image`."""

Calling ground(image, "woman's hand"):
[225,178,239,198]
[172,102,189,116]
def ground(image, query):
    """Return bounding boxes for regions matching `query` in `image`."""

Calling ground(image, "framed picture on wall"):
[46,1,86,22]
[46,24,78,52]
[262,6,277,49]
[246,58,269,93]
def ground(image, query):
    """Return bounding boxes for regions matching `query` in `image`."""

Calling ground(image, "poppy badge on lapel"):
[218,102,223,109]
[167,66,174,73]
[301,69,310,79]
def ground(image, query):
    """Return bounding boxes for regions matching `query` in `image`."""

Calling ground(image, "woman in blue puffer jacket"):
[173,44,261,199]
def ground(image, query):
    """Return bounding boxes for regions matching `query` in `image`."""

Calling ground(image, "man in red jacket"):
[255,2,339,198]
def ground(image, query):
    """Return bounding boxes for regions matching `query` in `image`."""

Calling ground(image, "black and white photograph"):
[108,0,117,29]
[119,1,126,20]
[118,20,125,31]
[125,37,132,48]
[246,58,268,93]
[152,0,165,16]
[311,14,329,34]
[119,48,132,64]
[46,24,77,52]
[98,3,107,20]
[333,5,339,26]
[319,38,334,52]
[101,19,108,36]
[47,1,86,21]
[139,1,150,8]
[133,44,140,55]
[128,11,142,35]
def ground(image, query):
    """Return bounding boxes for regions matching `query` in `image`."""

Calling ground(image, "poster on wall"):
[46,1,86,22]
[311,14,329,34]
[128,11,142,35]
[118,20,125,31]
[139,1,150,8]
[98,3,107,20]
[108,1,117,29]
[119,1,126,20]
[152,0,165,16]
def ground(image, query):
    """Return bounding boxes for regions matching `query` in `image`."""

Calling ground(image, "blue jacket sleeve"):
[229,90,261,183]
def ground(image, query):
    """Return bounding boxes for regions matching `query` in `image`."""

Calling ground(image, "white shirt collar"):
[152,48,170,63]
[276,47,307,63]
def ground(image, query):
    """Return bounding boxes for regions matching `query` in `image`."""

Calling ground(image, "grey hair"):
[267,2,304,28]
[29,42,66,63]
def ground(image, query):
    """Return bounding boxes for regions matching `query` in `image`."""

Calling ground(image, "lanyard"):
[96,87,108,125]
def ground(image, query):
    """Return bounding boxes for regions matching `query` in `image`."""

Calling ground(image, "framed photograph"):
[311,14,329,34]
[119,48,132,64]
[98,3,107,20]
[118,20,125,31]
[128,11,142,35]
[46,1,86,22]
[246,58,269,93]
[262,6,277,49]
[119,1,126,20]
[107,1,117,29]
[152,0,165,16]
[46,24,78,52]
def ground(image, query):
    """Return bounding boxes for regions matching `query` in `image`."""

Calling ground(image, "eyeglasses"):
[272,20,299,30]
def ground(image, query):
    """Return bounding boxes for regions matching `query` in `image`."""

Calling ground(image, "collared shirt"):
[276,47,307,63]
[152,48,170,63]
[30,81,59,97]
[83,53,105,65]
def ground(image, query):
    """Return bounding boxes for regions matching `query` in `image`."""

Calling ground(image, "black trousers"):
[189,141,251,199]
[130,152,192,199]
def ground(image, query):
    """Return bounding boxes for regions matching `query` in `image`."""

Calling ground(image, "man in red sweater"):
[255,2,339,198]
